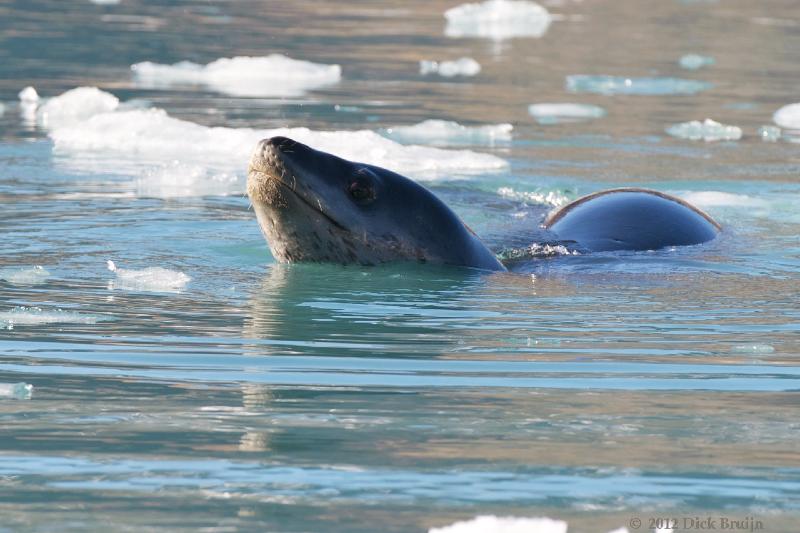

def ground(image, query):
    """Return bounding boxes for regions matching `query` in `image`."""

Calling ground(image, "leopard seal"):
[246,137,720,270]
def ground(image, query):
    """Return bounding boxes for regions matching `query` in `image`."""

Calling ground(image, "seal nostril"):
[266,136,298,152]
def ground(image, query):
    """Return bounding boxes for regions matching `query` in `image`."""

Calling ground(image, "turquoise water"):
[1,1,799,531]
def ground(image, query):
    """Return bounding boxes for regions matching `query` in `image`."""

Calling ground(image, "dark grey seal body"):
[247,137,721,271]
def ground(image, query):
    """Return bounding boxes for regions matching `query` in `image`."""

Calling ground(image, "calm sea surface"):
[1,0,799,531]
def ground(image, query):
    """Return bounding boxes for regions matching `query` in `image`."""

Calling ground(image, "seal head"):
[247,136,505,270]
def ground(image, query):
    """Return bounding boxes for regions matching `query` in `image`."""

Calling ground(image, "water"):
[1,0,800,531]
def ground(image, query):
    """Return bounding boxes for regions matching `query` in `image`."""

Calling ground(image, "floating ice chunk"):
[528,103,606,124]
[429,515,567,533]
[566,75,712,95]
[90,0,121,4]
[420,57,481,77]
[731,344,775,355]
[679,54,715,70]
[45,88,507,195]
[666,118,741,142]
[0,306,103,330]
[497,186,570,207]
[37,86,119,129]
[0,383,33,400]
[758,125,781,142]
[772,103,800,130]
[679,191,767,208]
[107,260,190,292]
[381,120,512,146]
[131,55,342,98]
[498,242,579,261]
[18,86,39,103]
[0,265,50,286]
[444,0,552,40]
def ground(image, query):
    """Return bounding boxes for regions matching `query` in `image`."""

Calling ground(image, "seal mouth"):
[247,140,347,231]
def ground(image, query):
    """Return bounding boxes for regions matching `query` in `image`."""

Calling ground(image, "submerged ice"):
[0,266,50,286]
[43,87,507,197]
[420,57,481,77]
[107,260,191,293]
[131,55,342,98]
[380,120,512,146]
[444,0,552,40]
[566,75,712,96]
[528,103,606,124]
[0,306,103,329]
[666,118,742,142]
[679,54,715,70]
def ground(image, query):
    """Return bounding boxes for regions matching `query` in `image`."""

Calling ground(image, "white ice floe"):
[90,0,121,4]
[679,54,715,70]
[44,87,507,196]
[566,75,711,95]
[772,103,800,130]
[665,118,742,142]
[497,186,570,207]
[37,86,120,129]
[131,55,341,98]
[0,306,103,330]
[107,260,191,293]
[0,383,33,400]
[679,191,768,208]
[18,86,39,103]
[381,120,512,146]
[444,0,552,40]
[528,103,606,124]
[420,57,481,77]
[0,266,50,286]
[429,515,567,533]
[758,125,781,142]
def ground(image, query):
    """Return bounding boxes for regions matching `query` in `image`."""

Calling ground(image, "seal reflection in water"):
[247,137,721,271]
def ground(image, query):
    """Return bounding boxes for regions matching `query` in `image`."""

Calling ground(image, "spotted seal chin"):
[246,137,721,271]
[246,136,506,270]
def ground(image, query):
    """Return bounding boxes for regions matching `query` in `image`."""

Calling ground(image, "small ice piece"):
[37,86,120,128]
[420,57,481,77]
[731,344,775,355]
[131,55,342,98]
[758,125,781,142]
[380,120,512,146]
[528,103,606,124]
[679,54,715,70]
[444,0,552,40]
[497,186,570,207]
[0,306,102,329]
[90,0,121,4]
[107,259,191,292]
[665,118,742,142]
[566,75,712,96]
[0,383,33,400]
[429,515,567,533]
[0,265,50,286]
[772,103,800,130]
[18,86,39,103]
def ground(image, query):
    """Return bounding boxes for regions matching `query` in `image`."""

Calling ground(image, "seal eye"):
[348,172,376,205]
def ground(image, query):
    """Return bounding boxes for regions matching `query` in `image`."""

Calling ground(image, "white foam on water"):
[381,120,512,146]
[0,266,50,286]
[679,54,715,70]
[566,75,712,96]
[528,103,606,124]
[0,383,33,400]
[772,103,800,130]
[0,307,102,330]
[107,260,191,293]
[45,88,507,196]
[758,125,781,142]
[420,57,481,77]
[444,0,552,40]
[666,118,742,142]
[37,86,120,129]
[18,86,39,103]
[429,516,567,533]
[678,191,768,208]
[131,55,341,98]
[497,186,570,207]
